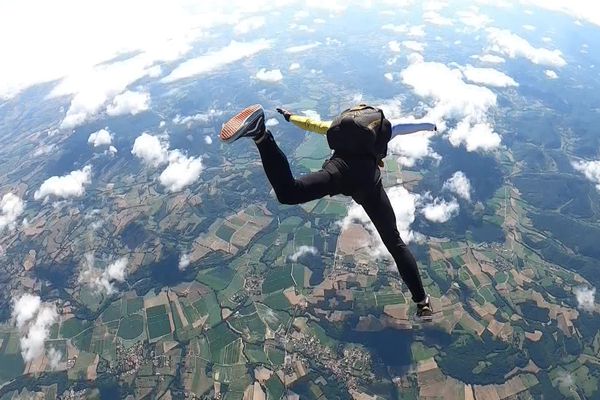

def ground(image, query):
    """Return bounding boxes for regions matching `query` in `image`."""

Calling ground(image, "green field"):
[196,267,236,291]
[262,290,292,310]
[256,303,290,332]
[215,223,236,242]
[292,264,307,288]
[126,297,144,315]
[60,318,90,338]
[294,226,314,248]
[278,216,303,233]
[102,299,122,322]
[206,324,241,364]
[192,292,222,329]
[262,265,294,293]
[375,291,406,306]
[146,305,171,340]
[217,266,246,309]
[118,314,144,340]
[229,308,266,342]
[244,343,269,364]
[266,345,285,366]
[0,353,24,384]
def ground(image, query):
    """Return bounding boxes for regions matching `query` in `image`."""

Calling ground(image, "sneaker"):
[219,104,265,143]
[416,296,433,321]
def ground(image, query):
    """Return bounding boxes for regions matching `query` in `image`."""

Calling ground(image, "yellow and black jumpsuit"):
[255,114,427,303]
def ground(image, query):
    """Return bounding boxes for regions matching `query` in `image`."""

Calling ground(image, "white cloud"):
[88,128,113,147]
[289,62,300,71]
[462,65,518,87]
[520,0,600,28]
[408,25,426,37]
[12,294,58,363]
[173,109,224,126]
[403,41,426,53]
[401,60,501,152]
[162,39,272,83]
[384,72,394,81]
[80,254,128,295]
[421,197,460,223]
[255,68,283,83]
[178,253,190,270]
[289,246,318,262]
[471,54,506,64]
[572,160,600,190]
[108,145,118,155]
[0,193,25,231]
[443,171,472,201]
[424,11,453,26]
[545,70,558,79]
[449,120,501,152]
[285,42,321,53]
[388,41,402,53]
[234,16,265,35]
[204,135,213,144]
[266,118,279,127]
[131,133,169,167]
[457,9,493,29]
[34,166,92,201]
[382,23,407,33]
[388,132,441,167]
[523,24,536,31]
[47,348,63,370]
[486,28,567,67]
[106,90,150,116]
[159,150,203,192]
[574,287,595,312]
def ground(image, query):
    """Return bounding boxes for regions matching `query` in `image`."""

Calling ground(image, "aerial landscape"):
[1,0,600,399]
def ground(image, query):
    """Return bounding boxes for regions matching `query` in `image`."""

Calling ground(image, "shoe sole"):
[219,104,263,143]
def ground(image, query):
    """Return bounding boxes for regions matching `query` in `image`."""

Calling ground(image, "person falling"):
[220,104,436,320]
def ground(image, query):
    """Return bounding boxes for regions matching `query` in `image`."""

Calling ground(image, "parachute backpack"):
[326,104,392,162]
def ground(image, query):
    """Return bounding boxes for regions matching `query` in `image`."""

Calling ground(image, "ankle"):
[253,129,269,144]
[417,294,429,305]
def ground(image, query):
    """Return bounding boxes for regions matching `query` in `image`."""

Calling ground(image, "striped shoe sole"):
[219,104,263,143]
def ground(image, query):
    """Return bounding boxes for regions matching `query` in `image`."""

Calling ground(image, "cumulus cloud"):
[471,54,506,64]
[457,9,493,29]
[47,347,63,370]
[12,294,58,363]
[285,42,321,53]
[486,28,566,67]
[289,62,300,71]
[204,136,213,144]
[173,109,224,126]
[462,65,518,87]
[574,287,595,312]
[234,16,265,35]
[159,150,203,192]
[520,1,600,28]
[403,40,426,53]
[178,253,190,270]
[255,68,283,83]
[388,132,441,167]
[424,10,453,26]
[449,120,501,152]
[382,23,407,33]
[523,24,536,31]
[384,72,394,81]
[34,166,92,201]
[0,193,25,231]
[401,60,501,152]
[266,118,279,127]
[88,128,113,147]
[545,70,558,79]
[421,197,460,223]
[162,39,272,83]
[131,133,169,167]
[572,160,600,190]
[443,171,472,201]
[80,254,128,295]
[388,41,402,53]
[106,90,150,116]
[289,246,318,262]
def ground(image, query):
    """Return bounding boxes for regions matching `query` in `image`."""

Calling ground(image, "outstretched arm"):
[276,107,331,135]
[391,122,437,137]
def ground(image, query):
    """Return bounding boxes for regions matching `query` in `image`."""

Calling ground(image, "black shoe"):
[219,104,265,143]
[416,295,433,321]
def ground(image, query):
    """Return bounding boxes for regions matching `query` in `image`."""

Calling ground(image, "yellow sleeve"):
[289,115,331,135]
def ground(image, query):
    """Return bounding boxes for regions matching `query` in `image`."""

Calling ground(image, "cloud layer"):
[486,28,567,67]
[106,90,150,116]
[34,166,92,201]
[462,65,518,87]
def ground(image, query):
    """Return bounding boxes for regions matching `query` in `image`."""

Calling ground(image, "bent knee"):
[276,191,300,205]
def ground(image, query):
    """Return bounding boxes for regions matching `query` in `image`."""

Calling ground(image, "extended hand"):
[276,107,292,122]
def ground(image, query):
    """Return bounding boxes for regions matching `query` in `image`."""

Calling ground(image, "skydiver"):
[219,104,436,320]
